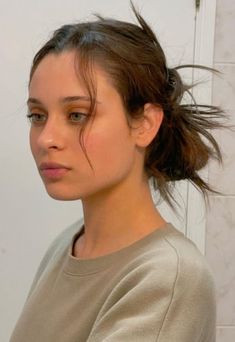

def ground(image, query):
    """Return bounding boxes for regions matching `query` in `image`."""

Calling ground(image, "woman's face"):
[28,50,140,201]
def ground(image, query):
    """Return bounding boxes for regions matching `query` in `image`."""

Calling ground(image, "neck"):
[75,176,166,258]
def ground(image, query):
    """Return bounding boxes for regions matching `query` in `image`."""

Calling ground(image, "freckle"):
[1,247,6,254]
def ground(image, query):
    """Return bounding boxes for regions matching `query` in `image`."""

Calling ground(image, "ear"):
[134,103,163,148]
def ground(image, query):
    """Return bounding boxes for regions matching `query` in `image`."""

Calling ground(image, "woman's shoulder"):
[151,224,216,306]
[118,224,216,330]
[90,225,216,342]
[128,223,215,292]
[151,223,214,280]
[161,224,213,278]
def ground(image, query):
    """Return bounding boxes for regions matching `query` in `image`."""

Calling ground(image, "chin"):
[44,187,82,201]
[47,192,80,201]
[49,194,80,201]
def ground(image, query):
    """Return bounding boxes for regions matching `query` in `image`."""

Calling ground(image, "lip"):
[39,162,71,179]
[39,162,71,170]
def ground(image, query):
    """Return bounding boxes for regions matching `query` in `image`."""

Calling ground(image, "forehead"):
[29,51,112,97]
[28,51,126,113]
[29,51,84,95]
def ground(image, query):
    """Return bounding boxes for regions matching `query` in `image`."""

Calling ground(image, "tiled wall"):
[206,0,235,341]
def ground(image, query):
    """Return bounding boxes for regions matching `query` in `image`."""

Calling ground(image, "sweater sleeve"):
[87,241,216,342]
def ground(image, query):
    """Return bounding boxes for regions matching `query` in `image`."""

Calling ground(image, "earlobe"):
[135,103,163,147]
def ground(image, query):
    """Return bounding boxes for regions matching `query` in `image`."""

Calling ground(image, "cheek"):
[85,127,134,175]
[29,129,37,158]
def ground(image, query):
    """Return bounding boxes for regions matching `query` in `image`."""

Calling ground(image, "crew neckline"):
[63,222,179,276]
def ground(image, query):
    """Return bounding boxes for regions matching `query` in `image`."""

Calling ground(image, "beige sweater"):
[10,221,216,341]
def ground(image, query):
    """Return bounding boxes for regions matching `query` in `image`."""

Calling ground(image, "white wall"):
[0,1,196,341]
[206,0,235,340]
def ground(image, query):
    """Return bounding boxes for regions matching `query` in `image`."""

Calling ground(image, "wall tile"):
[214,0,235,63]
[206,196,235,325]
[217,327,235,342]
[212,64,235,111]
[208,64,235,195]
[208,0,235,337]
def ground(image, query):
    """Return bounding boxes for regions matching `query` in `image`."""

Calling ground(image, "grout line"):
[214,62,235,66]
[209,194,235,198]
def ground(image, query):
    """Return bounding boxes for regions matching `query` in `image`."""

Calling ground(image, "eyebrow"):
[27,96,95,106]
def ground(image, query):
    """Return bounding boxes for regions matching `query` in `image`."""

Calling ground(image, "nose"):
[36,117,65,151]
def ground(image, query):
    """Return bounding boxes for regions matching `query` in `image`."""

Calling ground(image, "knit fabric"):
[10,220,216,342]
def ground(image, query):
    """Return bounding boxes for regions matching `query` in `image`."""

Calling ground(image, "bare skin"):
[28,50,166,259]
[75,174,166,258]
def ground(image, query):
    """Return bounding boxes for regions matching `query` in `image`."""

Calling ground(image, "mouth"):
[39,162,71,179]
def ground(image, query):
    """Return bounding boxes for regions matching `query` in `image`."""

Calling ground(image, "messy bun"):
[29,3,225,205]
[145,65,223,203]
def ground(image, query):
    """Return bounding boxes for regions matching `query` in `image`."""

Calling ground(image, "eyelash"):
[26,112,89,125]
[27,113,46,124]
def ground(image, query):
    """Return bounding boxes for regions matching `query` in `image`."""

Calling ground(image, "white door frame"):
[186,0,217,253]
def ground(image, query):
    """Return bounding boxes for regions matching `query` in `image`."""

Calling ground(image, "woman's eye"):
[69,112,88,123]
[27,113,47,124]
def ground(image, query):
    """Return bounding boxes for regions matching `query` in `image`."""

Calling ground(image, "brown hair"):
[29,4,225,206]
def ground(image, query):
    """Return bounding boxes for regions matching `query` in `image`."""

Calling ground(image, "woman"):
[11,5,222,342]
